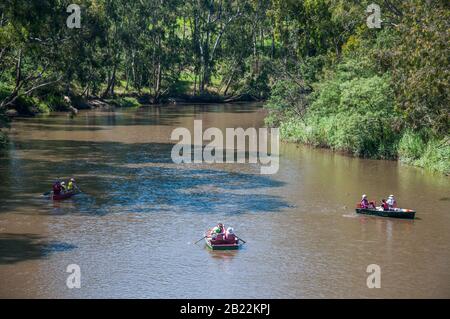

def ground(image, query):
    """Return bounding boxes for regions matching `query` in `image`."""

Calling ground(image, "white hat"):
[362,194,367,198]
[389,194,394,198]
[227,227,234,234]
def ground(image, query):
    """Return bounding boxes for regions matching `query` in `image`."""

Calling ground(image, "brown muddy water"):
[0,103,449,298]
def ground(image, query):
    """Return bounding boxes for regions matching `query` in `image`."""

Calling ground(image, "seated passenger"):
[67,178,77,192]
[381,199,389,211]
[211,223,225,239]
[225,227,236,241]
[215,223,225,234]
[360,194,369,209]
[387,195,397,209]
[52,181,62,195]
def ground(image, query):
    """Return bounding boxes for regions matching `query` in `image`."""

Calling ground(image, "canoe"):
[356,207,415,219]
[52,191,78,201]
[204,229,242,250]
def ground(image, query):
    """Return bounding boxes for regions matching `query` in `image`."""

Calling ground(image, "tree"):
[186,0,243,93]
[391,1,449,135]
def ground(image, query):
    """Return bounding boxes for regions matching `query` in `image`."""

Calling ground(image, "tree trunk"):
[154,61,161,100]
[193,72,197,95]
[102,64,117,98]
[200,64,209,93]
[271,30,275,59]
[223,69,235,96]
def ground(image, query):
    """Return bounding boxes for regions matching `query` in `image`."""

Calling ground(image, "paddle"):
[42,191,53,196]
[236,235,246,244]
[194,235,207,245]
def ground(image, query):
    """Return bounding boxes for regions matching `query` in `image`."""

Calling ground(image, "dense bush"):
[265,1,449,174]
[265,78,310,127]
[269,57,400,159]
[106,97,141,108]
[399,131,450,175]
[398,130,426,162]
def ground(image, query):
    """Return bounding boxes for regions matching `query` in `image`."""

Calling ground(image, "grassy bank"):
[278,118,449,175]
[398,131,450,175]
[265,53,449,175]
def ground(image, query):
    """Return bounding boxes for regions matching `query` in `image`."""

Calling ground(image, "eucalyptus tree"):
[185,0,244,93]
[0,0,71,108]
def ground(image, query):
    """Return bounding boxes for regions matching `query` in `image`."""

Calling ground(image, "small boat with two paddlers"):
[43,178,81,201]
[195,223,245,250]
[356,194,416,219]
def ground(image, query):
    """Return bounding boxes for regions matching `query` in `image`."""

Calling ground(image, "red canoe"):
[204,228,242,250]
[52,191,78,201]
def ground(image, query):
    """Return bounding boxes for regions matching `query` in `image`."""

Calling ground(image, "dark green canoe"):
[356,208,416,219]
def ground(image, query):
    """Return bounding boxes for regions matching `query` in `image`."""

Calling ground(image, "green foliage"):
[265,77,310,127]
[399,131,450,175]
[398,130,426,162]
[390,2,450,136]
[33,98,51,114]
[266,1,449,173]
[44,94,67,111]
[106,97,141,108]
[271,56,400,158]
[416,140,450,175]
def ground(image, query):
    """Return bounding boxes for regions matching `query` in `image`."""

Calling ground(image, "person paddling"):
[360,194,369,209]
[381,199,389,211]
[212,223,225,234]
[67,178,78,192]
[211,223,225,239]
[52,181,62,195]
[60,181,67,193]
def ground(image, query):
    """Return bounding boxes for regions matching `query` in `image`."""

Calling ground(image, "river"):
[0,103,449,298]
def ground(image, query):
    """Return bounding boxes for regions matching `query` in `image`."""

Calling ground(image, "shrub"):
[399,131,450,174]
[417,139,450,175]
[107,97,141,108]
[398,130,426,162]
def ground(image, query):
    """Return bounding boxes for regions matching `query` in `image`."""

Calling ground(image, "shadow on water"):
[0,233,76,265]
[0,139,289,216]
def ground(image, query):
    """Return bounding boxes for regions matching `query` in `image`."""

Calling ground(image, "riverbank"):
[2,92,261,116]
[276,118,449,176]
